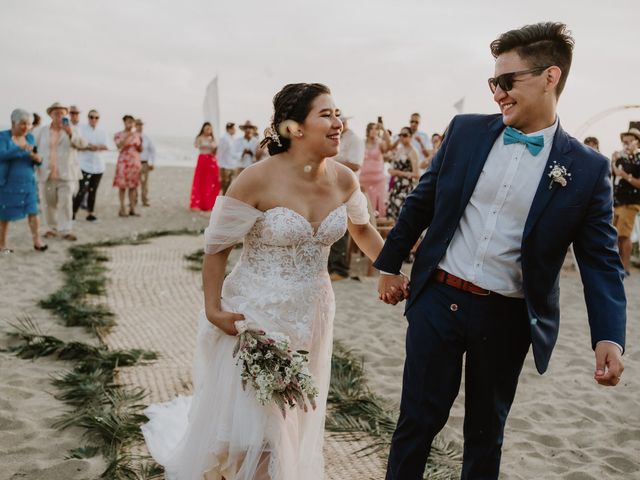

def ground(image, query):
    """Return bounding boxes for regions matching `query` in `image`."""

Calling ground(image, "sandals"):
[0,248,13,255]
[44,231,57,239]
[34,244,48,252]
[62,233,77,241]
[129,210,141,217]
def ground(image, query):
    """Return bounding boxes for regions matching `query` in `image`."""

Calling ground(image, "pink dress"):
[190,137,220,211]
[359,142,387,216]
[113,131,142,189]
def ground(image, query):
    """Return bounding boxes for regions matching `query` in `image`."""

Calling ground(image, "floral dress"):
[386,148,416,220]
[113,131,142,189]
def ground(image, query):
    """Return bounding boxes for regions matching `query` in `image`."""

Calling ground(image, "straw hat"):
[46,102,69,116]
[239,120,257,130]
[620,128,640,143]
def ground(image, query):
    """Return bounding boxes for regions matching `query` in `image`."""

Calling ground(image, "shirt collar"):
[524,117,558,142]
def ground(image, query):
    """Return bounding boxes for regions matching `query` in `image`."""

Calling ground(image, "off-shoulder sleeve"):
[204,196,263,255]
[345,189,370,225]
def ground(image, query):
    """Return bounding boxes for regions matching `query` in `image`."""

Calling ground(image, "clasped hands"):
[378,273,410,305]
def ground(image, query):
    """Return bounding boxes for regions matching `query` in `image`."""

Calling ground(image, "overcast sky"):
[1,0,638,156]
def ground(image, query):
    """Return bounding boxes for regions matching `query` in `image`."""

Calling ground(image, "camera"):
[62,117,70,126]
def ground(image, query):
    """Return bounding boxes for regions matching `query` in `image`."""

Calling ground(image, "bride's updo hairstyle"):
[262,83,331,156]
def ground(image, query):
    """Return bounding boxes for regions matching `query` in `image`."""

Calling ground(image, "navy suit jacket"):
[374,114,626,374]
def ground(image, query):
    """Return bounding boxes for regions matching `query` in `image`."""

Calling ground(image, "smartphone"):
[377,116,383,124]
[62,117,70,126]
[33,145,38,154]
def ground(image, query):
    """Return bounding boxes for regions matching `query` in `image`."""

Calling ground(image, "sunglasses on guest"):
[399,132,411,137]
[89,115,100,119]
[487,66,551,93]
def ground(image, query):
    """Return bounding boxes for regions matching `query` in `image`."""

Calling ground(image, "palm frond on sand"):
[327,344,462,479]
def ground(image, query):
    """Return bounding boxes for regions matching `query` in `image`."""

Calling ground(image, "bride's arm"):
[348,221,384,262]
[203,249,244,335]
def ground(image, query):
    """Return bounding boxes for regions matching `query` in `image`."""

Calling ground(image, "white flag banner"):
[203,76,221,137]
[453,97,465,114]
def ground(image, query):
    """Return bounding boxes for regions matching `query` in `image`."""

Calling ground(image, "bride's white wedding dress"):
[142,190,369,480]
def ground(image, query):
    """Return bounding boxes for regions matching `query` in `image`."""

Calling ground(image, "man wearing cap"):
[136,118,156,207]
[329,111,365,280]
[73,109,108,221]
[232,121,259,172]
[35,102,87,240]
[612,127,640,276]
[218,122,238,194]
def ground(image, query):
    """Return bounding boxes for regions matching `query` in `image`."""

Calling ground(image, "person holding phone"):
[113,114,143,217]
[34,102,87,241]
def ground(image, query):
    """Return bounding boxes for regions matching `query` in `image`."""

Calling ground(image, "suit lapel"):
[522,124,573,239]
[458,116,504,215]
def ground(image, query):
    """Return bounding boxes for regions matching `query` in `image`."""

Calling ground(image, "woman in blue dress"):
[0,109,47,253]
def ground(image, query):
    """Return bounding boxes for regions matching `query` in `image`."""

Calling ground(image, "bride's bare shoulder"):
[329,159,359,200]
[226,157,274,207]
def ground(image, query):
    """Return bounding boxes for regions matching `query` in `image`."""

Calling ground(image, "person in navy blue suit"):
[375,22,626,480]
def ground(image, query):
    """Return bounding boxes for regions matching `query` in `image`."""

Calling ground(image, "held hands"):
[378,273,410,305]
[207,309,245,336]
[594,342,624,387]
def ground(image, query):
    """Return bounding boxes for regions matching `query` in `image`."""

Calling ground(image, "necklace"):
[303,165,312,173]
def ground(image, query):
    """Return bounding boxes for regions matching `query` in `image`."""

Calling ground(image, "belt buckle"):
[471,288,491,296]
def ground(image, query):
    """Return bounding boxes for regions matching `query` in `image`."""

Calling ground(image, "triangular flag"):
[453,97,465,114]
[203,76,221,138]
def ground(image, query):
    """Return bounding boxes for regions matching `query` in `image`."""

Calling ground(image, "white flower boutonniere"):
[548,162,571,189]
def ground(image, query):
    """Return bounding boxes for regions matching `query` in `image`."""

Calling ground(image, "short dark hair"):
[122,114,134,122]
[490,22,574,97]
[584,136,599,146]
[225,122,235,130]
[265,83,331,156]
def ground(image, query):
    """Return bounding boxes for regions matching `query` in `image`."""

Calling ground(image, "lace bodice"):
[241,205,347,282]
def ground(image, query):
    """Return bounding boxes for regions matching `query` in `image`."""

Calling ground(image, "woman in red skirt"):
[190,122,220,211]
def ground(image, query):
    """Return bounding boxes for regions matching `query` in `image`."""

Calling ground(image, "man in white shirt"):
[376,23,626,480]
[135,118,157,207]
[409,112,432,171]
[232,121,259,172]
[73,109,108,221]
[329,112,365,280]
[217,122,237,194]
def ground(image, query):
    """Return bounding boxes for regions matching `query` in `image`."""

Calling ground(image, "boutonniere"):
[548,162,571,189]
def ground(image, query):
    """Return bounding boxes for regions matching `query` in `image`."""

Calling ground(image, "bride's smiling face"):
[298,94,343,158]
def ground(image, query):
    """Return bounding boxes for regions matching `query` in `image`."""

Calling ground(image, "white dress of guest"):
[142,189,370,480]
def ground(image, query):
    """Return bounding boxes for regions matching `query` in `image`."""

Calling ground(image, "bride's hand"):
[207,310,245,335]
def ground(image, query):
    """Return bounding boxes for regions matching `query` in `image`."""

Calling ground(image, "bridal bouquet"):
[233,321,318,418]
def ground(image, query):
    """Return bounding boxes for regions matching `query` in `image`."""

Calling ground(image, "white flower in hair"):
[278,120,300,139]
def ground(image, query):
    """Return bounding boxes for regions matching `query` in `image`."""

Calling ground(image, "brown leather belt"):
[434,269,493,296]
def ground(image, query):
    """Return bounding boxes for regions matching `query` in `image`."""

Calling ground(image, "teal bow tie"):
[503,126,544,156]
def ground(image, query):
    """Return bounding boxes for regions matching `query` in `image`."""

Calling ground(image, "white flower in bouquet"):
[232,324,318,418]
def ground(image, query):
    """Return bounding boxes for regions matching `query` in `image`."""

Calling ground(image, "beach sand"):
[1,164,638,479]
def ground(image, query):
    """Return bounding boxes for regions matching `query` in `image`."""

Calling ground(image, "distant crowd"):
[1,102,638,277]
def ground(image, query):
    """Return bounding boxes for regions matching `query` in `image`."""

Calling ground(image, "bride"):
[142,83,390,479]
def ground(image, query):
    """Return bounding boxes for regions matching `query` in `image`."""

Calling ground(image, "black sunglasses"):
[488,66,551,93]
[89,115,99,119]
[399,133,410,137]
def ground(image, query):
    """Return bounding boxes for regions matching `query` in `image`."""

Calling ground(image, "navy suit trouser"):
[386,281,531,480]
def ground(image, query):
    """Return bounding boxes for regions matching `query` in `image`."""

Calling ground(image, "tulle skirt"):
[142,265,334,480]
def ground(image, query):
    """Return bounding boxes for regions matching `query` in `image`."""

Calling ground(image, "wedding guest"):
[386,127,420,220]
[31,113,41,132]
[409,113,433,170]
[73,109,108,221]
[217,122,237,194]
[0,109,47,253]
[232,120,259,173]
[584,136,600,152]
[136,118,156,207]
[431,132,443,153]
[69,105,82,129]
[113,114,142,217]
[190,122,220,211]
[612,128,640,276]
[328,111,365,281]
[35,102,86,241]
[360,120,391,216]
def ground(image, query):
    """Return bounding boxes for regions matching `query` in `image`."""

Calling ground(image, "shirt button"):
[450,304,458,312]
